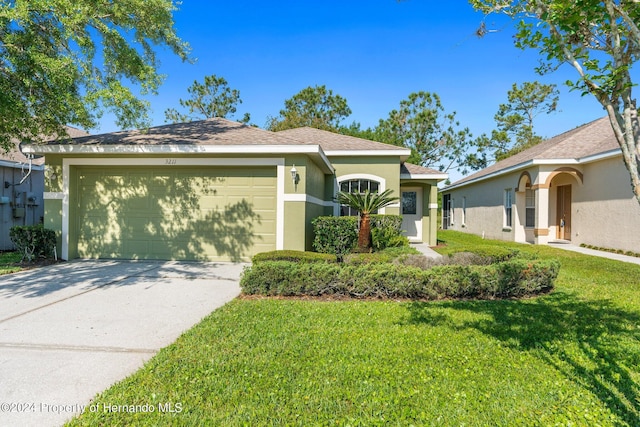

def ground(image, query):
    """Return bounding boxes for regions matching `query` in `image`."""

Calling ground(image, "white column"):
[535,187,550,244]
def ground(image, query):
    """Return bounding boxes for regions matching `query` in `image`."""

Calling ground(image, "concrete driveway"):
[0,260,243,427]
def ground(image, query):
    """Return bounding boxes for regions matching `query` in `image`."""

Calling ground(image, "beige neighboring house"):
[23,119,447,262]
[440,117,640,254]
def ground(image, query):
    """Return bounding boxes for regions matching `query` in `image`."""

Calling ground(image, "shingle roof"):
[448,116,619,187]
[277,127,411,153]
[48,118,310,147]
[1,126,88,166]
[401,162,445,176]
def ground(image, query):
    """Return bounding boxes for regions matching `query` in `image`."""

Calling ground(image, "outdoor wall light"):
[290,165,298,184]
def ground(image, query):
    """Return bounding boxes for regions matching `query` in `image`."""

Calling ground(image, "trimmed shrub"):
[252,250,335,264]
[344,252,395,265]
[369,214,403,232]
[9,224,56,262]
[312,216,358,260]
[312,214,408,256]
[449,246,526,263]
[240,258,559,300]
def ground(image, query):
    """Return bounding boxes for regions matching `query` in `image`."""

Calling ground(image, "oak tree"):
[0,0,189,151]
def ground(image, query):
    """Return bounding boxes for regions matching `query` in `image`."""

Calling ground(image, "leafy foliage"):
[266,85,352,131]
[343,92,481,173]
[0,0,189,151]
[9,224,56,262]
[164,74,250,124]
[311,216,358,261]
[475,81,560,162]
[335,189,399,252]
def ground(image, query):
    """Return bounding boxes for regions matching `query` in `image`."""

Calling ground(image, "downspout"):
[18,155,33,185]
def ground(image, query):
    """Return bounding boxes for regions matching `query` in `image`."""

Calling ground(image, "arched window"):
[338,178,381,216]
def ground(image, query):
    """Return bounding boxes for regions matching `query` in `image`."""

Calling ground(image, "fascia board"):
[324,149,411,157]
[440,148,623,192]
[0,159,45,170]
[400,173,448,181]
[23,143,335,174]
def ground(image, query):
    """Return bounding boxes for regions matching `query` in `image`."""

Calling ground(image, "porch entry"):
[401,187,422,241]
[556,184,572,240]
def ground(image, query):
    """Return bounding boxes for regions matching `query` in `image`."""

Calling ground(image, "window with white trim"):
[462,197,466,226]
[525,189,535,228]
[339,179,380,216]
[504,189,512,228]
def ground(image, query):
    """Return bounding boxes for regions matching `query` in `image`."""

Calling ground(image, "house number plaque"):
[164,159,177,165]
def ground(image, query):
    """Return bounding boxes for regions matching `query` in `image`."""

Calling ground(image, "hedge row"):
[240,258,560,300]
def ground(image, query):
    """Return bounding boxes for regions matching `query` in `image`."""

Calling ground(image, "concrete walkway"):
[0,260,243,427]
[413,241,640,266]
[410,243,443,259]
[548,241,640,265]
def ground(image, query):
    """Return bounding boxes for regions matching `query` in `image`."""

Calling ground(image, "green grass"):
[0,251,22,275]
[66,231,640,426]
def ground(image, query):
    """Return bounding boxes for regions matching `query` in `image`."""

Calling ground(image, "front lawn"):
[0,251,23,275]
[66,231,640,426]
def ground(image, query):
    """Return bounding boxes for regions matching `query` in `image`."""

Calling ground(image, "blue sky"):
[101,0,609,178]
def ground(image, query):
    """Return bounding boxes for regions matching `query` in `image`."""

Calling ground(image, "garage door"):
[75,166,277,261]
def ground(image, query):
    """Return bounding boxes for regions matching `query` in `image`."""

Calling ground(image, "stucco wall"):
[329,156,401,215]
[444,171,523,242]
[570,157,640,253]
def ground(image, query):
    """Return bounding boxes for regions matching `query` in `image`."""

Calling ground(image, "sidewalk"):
[410,243,442,259]
[548,242,640,265]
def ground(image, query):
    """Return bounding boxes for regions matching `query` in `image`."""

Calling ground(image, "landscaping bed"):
[240,248,559,300]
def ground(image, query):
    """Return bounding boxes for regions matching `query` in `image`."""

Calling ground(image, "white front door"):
[401,188,422,242]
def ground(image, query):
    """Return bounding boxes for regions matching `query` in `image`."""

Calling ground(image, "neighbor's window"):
[525,189,535,228]
[462,196,466,225]
[504,189,512,228]
[339,179,380,216]
[442,194,452,229]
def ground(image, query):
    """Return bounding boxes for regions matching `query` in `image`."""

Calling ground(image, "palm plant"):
[335,188,399,252]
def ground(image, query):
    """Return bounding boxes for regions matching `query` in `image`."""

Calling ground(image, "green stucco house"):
[24,118,447,261]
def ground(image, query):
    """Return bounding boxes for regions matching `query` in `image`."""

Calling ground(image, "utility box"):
[26,192,38,206]
[13,207,25,218]
[0,196,8,204]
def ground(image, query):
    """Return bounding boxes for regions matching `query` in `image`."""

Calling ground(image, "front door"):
[401,188,422,241]
[556,185,572,240]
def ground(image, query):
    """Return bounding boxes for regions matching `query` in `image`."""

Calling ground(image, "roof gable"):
[46,118,307,147]
[447,116,619,188]
[277,127,411,156]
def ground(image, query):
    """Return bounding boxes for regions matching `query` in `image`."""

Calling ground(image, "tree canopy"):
[470,0,640,204]
[266,85,352,132]
[0,0,189,151]
[476,81,559,162]
[165,74,249,124]
[345,92,479,173]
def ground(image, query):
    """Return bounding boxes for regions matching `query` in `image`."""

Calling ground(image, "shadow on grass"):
[403,292,640,425]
